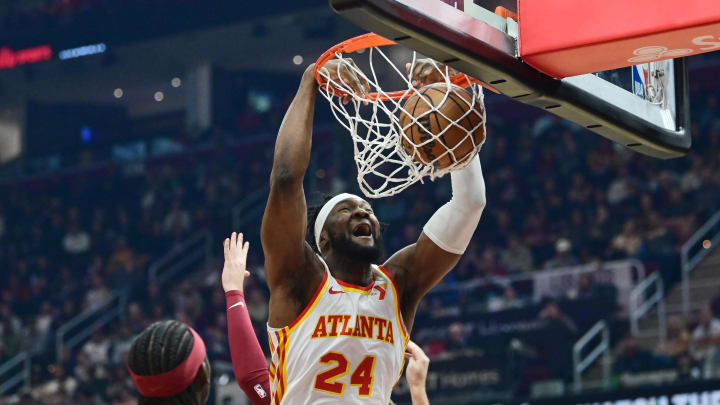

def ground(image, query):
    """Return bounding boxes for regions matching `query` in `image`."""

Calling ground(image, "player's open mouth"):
[352,223,372,238]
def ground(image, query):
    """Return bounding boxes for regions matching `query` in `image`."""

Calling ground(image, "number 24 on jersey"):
[314,352,376,397]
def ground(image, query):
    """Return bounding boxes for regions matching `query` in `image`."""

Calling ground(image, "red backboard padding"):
[518,0,720,78]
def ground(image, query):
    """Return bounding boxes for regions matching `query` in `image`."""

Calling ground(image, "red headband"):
[129,326,207,398]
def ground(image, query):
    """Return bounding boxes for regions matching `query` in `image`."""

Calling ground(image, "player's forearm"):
[423,154,486,254]
[270,65,318,184]
[410,385,431,405]
[226,291,271,405]
[449,154,486,208]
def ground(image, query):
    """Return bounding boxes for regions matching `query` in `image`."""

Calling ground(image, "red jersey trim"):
[336,278,375,292]
[376,265,409,341]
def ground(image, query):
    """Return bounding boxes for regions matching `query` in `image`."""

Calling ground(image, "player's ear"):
[318,231,329,253]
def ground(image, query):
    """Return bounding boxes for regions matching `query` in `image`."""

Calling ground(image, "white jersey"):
[267,257,408,405]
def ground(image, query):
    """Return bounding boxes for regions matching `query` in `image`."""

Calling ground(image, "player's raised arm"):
[261,64,320,291]
[222,232,271,405]
[261,61,369,326]
[386,154,486,329]
[406,341,431,405]
[385,58,487,330]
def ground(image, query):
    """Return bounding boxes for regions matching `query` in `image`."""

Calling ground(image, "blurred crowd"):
[0,140,273,371]
[613,304,720,387]
[0,76,719,404]
[0,266,263,405]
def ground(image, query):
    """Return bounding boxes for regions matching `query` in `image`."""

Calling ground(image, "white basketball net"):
[316,43,486,199]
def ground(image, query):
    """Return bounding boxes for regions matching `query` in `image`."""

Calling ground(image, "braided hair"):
[307,193,388,253]
[128,320,207,405]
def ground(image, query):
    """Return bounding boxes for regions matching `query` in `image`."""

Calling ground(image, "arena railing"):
[425,259,645,315]
[231,186,268,231]
[230,138,333,231]
[149,230,213,285]
[573,320,610,392]
[681,210,720,314]
[55,292,127,362]
[629,271,666,344]
[0,351,31,395]
[54,229,213,364]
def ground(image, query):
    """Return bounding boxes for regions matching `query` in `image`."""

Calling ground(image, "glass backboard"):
[329,0,690,158]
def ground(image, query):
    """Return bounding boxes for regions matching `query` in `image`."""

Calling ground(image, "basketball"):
[399,83,485,170]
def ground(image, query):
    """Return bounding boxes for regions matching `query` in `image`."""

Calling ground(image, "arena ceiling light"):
[58,43,107,60]
[0,45,52,70]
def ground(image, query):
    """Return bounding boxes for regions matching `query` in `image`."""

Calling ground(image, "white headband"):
[313,193,362,249]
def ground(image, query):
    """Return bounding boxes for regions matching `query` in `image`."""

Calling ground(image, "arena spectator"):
[531,301,577,382]
[106,239,138,272]
[657,315,691,362]
[125,302,146,333]
[34,301,54,344]
[173,280,205,322]
[163,200,192,233]
[84,274,112,311]
[543,238,578,269]
[0,305,23,358]
[690,307,720,376]
[488,285,525,311]
[586,205,612,254]
[477,247,508,277]
[567,173,593,208]
[32,365,78,402]
[607,167,637,205]
[614,335,669,375]
[82,329,111,366]
[500,234,534,273]
[568,273,618,308]
[675,352,702,381]
[110,325,134,366]
[610,220,643,258]
[639,212,675,261]
[444,322,471,354]
[63,224,91,255]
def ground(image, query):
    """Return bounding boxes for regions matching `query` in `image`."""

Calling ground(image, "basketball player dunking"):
[262,59,486,404]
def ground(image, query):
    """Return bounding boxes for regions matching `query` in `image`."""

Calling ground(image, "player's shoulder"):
[269,245,326,298]
[267,247,328,329]
[294,245,326,289]
[373,263,395,282]
[381,244,415,280]
[378,259,410,297]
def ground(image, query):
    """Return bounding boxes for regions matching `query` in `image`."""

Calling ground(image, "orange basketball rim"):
[314,32,498,102]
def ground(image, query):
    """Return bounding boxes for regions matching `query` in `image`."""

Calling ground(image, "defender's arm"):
[406,341,431,405]
[221,233,271,405]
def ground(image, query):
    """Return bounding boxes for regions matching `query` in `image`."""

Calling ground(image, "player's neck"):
[323,252,374,287]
